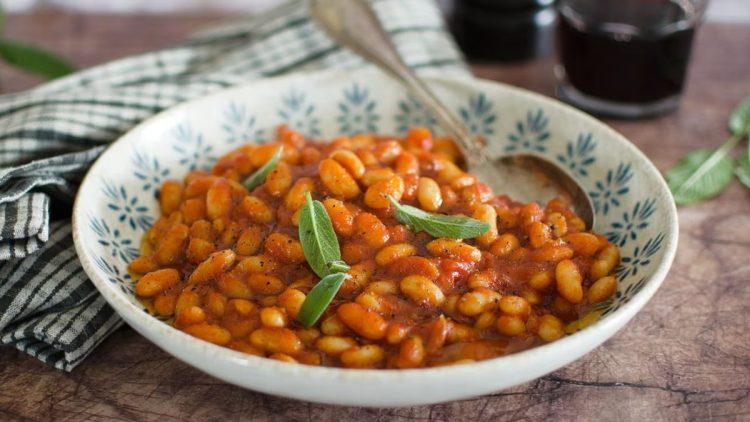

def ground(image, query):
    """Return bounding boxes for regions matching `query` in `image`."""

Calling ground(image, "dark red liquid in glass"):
[558,0,697,104]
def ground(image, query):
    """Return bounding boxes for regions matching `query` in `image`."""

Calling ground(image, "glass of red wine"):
[555,0,707,118]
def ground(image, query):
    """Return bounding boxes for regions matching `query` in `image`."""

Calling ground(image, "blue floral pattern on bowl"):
[89,216,138,263]
[93,255,133,295]
[278,89,320,138]
[459,93,497,137]
[589,162,633,216]
[505,109,550,153]
[394,96,436,134]
[616,233,666,280]
[132,149,170,197]
[75,69,677,341]
[222,102,265,144]
[102,180,153,231]
[172,122,216,172]
[606,198,657,247]
[557,132,597,177]
[337,83,379,135]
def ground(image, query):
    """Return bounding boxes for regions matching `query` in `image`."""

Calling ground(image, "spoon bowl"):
[310,0,595,227]
[493,155,595,225]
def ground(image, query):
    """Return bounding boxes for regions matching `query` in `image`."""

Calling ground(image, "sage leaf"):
[735,152,750,190]
[729,96,750,136]
[0,39,75,79]
[389,196,489,239]
[327,260,350,273]
[667,149,734,205]
[298,192,348,278]
[243,145,283,191]
[297,272,348,328]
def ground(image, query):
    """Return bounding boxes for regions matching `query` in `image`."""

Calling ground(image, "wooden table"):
[1,10,749,422]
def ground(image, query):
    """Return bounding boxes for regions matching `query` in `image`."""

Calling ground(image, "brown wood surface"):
[1,10,749,422]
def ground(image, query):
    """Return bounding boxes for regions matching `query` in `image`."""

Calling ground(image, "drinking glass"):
[555,0,708,118]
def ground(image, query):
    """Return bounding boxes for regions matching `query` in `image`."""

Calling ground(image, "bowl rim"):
[72,67,679,382]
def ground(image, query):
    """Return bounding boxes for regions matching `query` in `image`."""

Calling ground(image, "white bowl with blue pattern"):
[72,67,678,407]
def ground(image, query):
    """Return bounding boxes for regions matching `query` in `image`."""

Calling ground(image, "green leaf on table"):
[389,196,489,239]
[666,149,734,205]
[665,95,750,206]
[735,151,750,190]
[297,272,348,328]
[243,145,283,191]
[729,96,750,136]
[298,191,348,278]
[0,38,75,79]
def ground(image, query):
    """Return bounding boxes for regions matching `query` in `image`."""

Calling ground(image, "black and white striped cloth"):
[0,0,467,370]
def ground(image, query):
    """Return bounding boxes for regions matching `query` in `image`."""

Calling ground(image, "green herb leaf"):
[298,192,348,278]
[667,149,734,205]
[389,196,489,239]
[243,145,283,191]
[327,260,350,273]
[729,96,750,136]
[0,39,75,79]
[735,151,750,190]
[297,272,348,328]
[296,192,350,327]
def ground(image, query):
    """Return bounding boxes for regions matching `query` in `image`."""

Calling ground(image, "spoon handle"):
[309,0,480,160]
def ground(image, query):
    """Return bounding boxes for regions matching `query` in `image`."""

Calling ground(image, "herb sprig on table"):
[0,6,76,81]
[666,96,750,205]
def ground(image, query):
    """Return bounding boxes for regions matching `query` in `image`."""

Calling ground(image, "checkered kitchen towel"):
[0,0,467,370]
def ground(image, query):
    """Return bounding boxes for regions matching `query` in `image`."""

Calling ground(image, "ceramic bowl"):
[72,67,678,407]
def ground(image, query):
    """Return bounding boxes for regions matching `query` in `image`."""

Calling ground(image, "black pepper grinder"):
[448,0,557,62]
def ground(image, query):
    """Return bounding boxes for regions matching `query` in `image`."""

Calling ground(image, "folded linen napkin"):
[0,0,468,370]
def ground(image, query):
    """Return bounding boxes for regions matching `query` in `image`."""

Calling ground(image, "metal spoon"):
[309,0,595,228]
